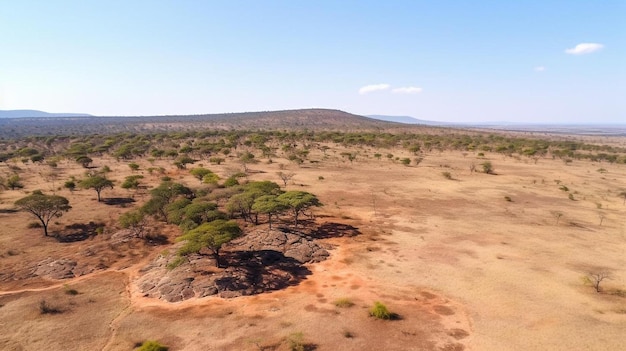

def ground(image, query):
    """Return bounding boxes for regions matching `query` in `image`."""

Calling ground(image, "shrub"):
[504,196,512,202]
[136,340,168,351]
[559,185,569,192]
[481,161,494,174]
[287,332,305,351]
[369,301,398,320]
[334,297,354,308]
[442,171,452,180]
[39,299,62,314]
[27,222,42,228]
[63,284,79,295]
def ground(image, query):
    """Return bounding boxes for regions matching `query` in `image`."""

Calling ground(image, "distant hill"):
[0,110,92,118]
[367,114,454,126]
[0,109,415,138]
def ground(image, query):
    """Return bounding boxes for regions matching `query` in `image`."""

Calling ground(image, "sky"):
[0,1,624,124]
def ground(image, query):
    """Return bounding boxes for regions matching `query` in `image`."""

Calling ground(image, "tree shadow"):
[144,233,169,245]
[0,209,18,214]
[56,222,104,242]
[216,250,312,296]
[313,222,361,239]
[102,197,135,206]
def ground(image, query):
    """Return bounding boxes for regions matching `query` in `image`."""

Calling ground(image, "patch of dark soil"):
[313,222,361,238]
[56,222,104,242]
[102,197,135,206]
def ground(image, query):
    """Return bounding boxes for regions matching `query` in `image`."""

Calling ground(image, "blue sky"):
[0,1,624,123]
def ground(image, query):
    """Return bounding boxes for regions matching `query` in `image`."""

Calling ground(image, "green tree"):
[121,175,144,191]
[227,181,282,224]
[252,195,287,229]
[190,167,213,181]
[239,151,256,172]
[75,155,93,168]
[15,191,71,236]
[177,220,242,267]
[119,210,147,237]
[141,181,193,222]
[6,174,24,190]
[481,161,494,174]
[80,175,114,202]
[277,191,322,227]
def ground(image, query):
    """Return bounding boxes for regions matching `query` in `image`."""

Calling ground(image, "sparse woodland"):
[1,113,625,351]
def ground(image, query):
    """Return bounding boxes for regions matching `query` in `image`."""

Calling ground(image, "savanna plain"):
[0,113,625,351]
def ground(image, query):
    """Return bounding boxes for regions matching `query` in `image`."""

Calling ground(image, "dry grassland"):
[1,142,625,350]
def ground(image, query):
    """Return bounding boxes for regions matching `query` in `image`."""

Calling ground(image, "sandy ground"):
[1,145,625,350]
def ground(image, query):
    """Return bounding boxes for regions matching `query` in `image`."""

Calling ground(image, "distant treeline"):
[2,129,625,165]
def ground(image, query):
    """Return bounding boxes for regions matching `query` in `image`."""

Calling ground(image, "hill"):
[0,109,405,138]
[0,109,91,118]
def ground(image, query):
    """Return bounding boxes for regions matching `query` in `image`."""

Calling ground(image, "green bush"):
[334,297,354,308]
[287,332,305,351]
[136,340,168,351]
[369,301,398,320]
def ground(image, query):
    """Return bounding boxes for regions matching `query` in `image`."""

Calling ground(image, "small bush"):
[481,161,494,174]
[287,332,305,351]
[559,185,569,191]
[442,171,452,180]
[63,284,79,295]
[136,340,168,351]
[39,300,62,314]
[369,301,398,320]
[334,297,354,308]
[504,196,512,202]
[27,222,42,228]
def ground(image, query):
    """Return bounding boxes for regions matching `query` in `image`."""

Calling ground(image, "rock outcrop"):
[136,228,330,302]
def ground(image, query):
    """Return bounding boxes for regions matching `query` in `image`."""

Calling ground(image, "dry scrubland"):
[1,133,625,351]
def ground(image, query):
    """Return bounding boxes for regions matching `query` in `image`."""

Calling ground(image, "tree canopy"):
[80,175,114,202]
[15,191,71,236]
[277,191,322,226]
[177,219,242,267]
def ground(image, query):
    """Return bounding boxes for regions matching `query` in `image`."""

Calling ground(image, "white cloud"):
[358,84,390,95]
[534,66,546,72]
[391,86,423,94]
[565,43,604,55]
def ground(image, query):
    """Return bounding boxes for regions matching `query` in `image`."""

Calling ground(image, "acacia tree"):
[141,181,193,222]
[15,191,71,236]
[277,191,322,227]
[252,195,287,229]
[80,175,114,202]
[75,156,93,168]
[589,271,611,293]
[119,210,147,237]
[277,172,295,187]
[190,167,213,182]
[176,219,242,267]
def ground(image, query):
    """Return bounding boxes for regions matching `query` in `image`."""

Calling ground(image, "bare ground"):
[1,146,625,350]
